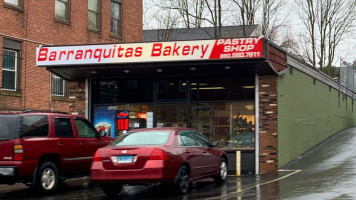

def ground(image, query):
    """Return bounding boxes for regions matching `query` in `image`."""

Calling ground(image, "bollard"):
[236,151,241,176]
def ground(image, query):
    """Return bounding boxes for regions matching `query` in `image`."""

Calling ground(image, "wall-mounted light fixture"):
[90,70,97,74]
[242,86,254,89]
[225,65,231,70]
[245,105,254,110]
[124,70,130,74]
[156,69,163,73]
[190,67,197,71]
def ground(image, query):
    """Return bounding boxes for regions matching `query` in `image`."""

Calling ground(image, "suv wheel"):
[36,162,59,194]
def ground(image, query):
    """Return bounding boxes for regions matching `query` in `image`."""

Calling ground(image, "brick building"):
[0,0,142,113]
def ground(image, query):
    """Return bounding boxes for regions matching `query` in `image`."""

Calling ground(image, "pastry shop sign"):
[36,37,264,66]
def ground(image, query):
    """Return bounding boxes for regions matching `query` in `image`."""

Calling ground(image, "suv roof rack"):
[22,110,68,114]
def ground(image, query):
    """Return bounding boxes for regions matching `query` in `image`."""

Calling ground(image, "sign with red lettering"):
[36,37,264,66]
[117,111,129,119]
[138,113,147,119]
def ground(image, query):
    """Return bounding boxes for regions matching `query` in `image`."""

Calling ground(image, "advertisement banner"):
[93,106,116,138]
[36,37,264,66]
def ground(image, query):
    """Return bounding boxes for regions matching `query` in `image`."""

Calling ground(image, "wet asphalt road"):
[1,127,356,199]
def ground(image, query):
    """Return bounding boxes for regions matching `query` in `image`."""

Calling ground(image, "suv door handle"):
[58,142,63,147]
[184,150,190,153]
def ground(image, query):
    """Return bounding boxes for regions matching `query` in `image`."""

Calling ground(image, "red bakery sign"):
[36,37,264,66]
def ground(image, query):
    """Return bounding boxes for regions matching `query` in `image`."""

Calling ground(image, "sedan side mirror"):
[211,141,218,147]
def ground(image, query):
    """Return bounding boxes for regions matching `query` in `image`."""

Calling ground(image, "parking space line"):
[204,169,302,200]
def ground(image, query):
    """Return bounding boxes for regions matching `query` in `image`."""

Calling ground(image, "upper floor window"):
[52,74,68,97]
[2,49,19,92]
[55,0,70,22]
[88,0,100,31]
[110,0,122,37]
[4,0,22,9]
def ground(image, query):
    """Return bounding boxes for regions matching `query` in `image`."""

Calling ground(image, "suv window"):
[0,115,19,140]
[54,118,74,138]
[75,118,97,137]
[21,115,49,138]
[179,130,197,147]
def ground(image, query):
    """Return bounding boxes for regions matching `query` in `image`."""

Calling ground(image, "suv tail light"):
[13,144,24,161]
[93,150,101,162]
[148,148,169,160]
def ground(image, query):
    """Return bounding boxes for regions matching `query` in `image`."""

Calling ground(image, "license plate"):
[118,155,132,163]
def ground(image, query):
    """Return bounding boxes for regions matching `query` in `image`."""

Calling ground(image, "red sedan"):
[90,127,228,197]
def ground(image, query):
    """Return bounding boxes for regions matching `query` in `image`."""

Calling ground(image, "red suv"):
[0,111,113,193]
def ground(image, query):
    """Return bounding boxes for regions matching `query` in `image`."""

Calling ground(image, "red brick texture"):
[267,44,287,72]
[259,75,278,173]
[0,0,142,115]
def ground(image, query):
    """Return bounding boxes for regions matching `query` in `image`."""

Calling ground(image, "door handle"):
[58,142,63,147]
[184,150,191,153]
[80,142,85,146]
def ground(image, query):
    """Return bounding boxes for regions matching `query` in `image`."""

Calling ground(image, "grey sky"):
[143,0,356,65]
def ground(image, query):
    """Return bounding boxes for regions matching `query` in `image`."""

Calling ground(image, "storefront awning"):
[36,37,279,80]
[45,60,277,81]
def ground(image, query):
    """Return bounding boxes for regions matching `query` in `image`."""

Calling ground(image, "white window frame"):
[2,49,18,91]
[55,0,70,22]
[110,0,122,37]
[52,74,67,97]
[88,0,101,31]
[4,0,22,8]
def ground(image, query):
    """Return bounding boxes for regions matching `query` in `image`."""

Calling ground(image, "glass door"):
[191,102,255,148]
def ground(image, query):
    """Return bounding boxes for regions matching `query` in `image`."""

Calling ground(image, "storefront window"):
[156,104,188,128]
[156,79,188,100]
[191,102,255,149]
[92,79,153,104]
[92,76,255,148]
[190,77,254,101]
[93,104,153,137]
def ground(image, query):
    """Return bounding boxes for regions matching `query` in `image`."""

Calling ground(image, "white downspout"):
[85,79,89,119]
[49,73,53,111]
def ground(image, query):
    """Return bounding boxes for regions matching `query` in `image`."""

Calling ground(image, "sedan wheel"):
[214,158,227,183]
[101,183,123,197]
[174,165,190,194]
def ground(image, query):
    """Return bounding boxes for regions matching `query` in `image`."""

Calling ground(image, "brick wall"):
[0,0,142,114]
[68,81,86,116]
[259,75,279,173]
[258,43,287,173]
[267,44,287,72]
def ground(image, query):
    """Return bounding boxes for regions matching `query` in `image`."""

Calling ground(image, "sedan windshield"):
[111,131,172,146]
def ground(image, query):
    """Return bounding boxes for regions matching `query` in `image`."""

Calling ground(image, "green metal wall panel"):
[278,67,356,167]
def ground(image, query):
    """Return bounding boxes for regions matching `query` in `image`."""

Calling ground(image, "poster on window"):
[93,106,116,138]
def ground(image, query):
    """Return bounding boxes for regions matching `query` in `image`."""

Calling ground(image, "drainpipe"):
[85,79,89,119]
[255,73,260,174]
[49,73,53,111]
